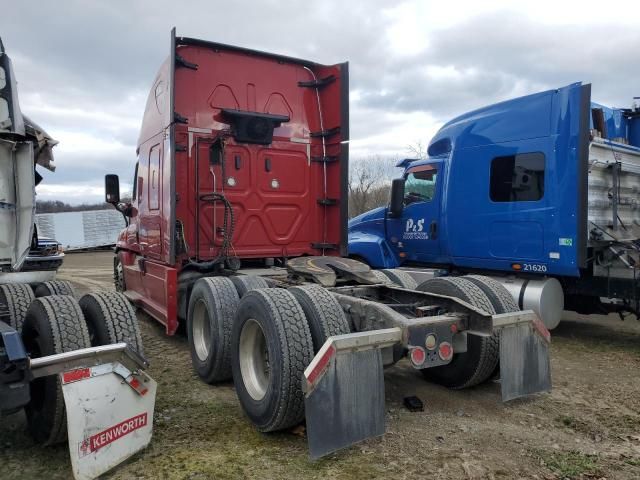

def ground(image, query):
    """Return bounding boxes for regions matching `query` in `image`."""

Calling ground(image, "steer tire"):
[21,295,91,445]
[0,283,35,332]
[79,291,144,355]
[464,275,519,313]
[230,275,270,298]
[231,288,313,432]
[188,277,240,383]
[381,269,418,290]
[416,277,498,389]
[289,284,351,352]
[35,280,75,298]
[114,255,125,292]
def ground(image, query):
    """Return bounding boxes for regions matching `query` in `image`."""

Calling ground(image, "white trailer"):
[36,209,125,251]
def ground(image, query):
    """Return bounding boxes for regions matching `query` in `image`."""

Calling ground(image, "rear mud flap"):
[61,362,157,480]
[303,328,401,459]
[498,315,551,402]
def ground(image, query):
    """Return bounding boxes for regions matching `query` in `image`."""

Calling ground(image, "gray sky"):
[2,0,640,203]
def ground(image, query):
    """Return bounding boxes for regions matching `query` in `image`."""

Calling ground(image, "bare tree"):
[406,140,428,160]
[348,156,395,218]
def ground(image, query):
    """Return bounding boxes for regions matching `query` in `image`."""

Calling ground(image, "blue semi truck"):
[348,82,640,329]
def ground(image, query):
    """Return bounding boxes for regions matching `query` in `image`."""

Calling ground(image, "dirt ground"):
[1,251,640,480]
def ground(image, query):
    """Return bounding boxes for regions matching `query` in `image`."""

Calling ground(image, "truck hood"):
[348,206,386,231]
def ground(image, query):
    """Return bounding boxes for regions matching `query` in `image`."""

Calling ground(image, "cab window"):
[404,166,438,205]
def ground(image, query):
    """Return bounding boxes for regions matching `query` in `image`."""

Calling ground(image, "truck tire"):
[114,255,125,292]
[381,269,418,290]
[230,275,269,298]
[289,284,351,352]
[21,295,91,445]
[34,280,75,298]
[231,288,313,432]
[371,270,394,284]
[416,277,499,389]
[187,277,239,383]
[464,275,519,379]
[0,283,35,332]
[79,291,144,355]
[464,275,519,313]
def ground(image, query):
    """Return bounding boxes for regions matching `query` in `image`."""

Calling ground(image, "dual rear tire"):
[187,276,350,432]
[416,275,516,389]
[21,289,142,445]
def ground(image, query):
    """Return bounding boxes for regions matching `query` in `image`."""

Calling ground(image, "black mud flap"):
[303,329,401,459]
[497,312,552,402]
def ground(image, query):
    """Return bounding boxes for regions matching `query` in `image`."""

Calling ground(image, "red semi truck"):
[106,29,552,458]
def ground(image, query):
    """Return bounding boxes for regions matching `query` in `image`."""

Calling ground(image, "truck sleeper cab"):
[348,82,640,328]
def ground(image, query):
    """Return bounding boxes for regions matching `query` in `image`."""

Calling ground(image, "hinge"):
[310,126,340,138]
[317,198,338,206]
[175,53,198,70]
[311,156,338,163]
[298,75,336,89]
[174,112,188,124]
[175,144,187,152]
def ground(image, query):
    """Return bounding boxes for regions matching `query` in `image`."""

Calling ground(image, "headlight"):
[57,244,64,254]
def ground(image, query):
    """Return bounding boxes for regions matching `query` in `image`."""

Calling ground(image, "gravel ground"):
[1,251,639,480]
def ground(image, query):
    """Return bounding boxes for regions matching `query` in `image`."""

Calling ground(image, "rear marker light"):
[410,347,426,366]
[438,342,453,361]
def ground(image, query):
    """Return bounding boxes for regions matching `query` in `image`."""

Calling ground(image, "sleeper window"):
[490,152,545,202]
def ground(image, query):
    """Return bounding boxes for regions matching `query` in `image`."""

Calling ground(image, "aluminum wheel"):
[192,298,211,362]
[239,318,270,401]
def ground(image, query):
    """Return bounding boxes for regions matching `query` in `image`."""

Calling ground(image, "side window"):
[490,152,545,202]
[404,166,438,205]
[148,145,161,210]
[131,162,139,201]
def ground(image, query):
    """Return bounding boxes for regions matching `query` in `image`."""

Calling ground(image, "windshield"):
[404,166,437,205]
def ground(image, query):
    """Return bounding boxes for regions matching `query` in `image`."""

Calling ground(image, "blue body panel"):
[347,207,400,268]
[348,83,593,277]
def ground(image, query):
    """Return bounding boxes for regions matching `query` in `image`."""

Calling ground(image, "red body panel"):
[116,32,348,333]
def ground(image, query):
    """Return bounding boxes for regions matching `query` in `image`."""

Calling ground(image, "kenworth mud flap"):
[302,311,551,459]
[29,343,157,480]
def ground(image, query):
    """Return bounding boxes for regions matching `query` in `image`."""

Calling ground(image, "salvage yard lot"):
[2,251,640,479]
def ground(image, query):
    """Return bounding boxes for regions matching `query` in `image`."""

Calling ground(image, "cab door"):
[387,162,443,263]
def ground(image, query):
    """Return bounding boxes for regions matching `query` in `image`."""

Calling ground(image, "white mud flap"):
[303,328,401,459]
[61,362,157,480]
[495,311,552,402]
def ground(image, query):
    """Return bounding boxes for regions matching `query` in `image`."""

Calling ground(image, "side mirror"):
[105,174,120,204]
[388,178,405,218]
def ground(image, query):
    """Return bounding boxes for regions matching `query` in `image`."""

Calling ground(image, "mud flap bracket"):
[303,328,401,459]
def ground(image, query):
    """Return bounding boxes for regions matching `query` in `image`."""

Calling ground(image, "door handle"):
[429,221,438,240]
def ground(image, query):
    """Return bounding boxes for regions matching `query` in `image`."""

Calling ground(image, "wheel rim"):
[192,299,211,362]
[239,318,270,401]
